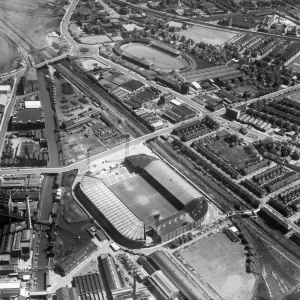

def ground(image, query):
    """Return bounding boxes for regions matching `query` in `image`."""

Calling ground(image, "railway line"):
[54,63,149,137]
[242,218,300,270]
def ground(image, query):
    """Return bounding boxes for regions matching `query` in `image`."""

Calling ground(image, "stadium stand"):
[150,41,181,56]
[126,154,201,208]
[79,176,145,242]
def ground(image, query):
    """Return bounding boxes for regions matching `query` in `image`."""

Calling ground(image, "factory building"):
[0,85,11,95]
[149,251,206,300]
[148,270,179,299]
[0,278,20,298]
[101,254,133,297]
[56,287,79,300]
[72,273,106,300]
[23,68,39,95]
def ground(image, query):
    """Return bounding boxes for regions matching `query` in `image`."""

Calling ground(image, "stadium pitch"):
[109,175,178,227]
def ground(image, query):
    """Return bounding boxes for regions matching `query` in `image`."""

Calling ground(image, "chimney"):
[25,195,32,229]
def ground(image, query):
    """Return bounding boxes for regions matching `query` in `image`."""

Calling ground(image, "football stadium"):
[77,154,208,248]
[113,38,191,72]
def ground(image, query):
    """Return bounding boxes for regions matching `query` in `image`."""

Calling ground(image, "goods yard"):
[49,67,128,163]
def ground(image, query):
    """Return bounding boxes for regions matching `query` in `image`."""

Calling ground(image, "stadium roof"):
[149,251,206,300]
[126,154,158,169]
[80,176,145,241]
[126,155,201,206]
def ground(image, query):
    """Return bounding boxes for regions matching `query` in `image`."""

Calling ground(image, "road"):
[60,0,80,48]
[112,0,300,42]
[0,125,174,175]
[0,76,19,154]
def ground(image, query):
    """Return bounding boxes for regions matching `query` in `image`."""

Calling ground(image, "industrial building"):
[11,108,45,131]
[0,85,11,95]
[56,287,79,300]
[73,273,106,300]
[148,251,206,300]
[101,254,133,297]
[23,68,39,95]
[101,254,122,291]
[54,241,98,276]
[148,270,179,299]
[0,278,20,298]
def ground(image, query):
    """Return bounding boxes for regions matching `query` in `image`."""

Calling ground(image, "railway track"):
[242,218,300,270]
[54,63,147,137]
[148,139,236,212]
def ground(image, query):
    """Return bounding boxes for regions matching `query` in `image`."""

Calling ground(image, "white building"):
[0,85,11,95]
[24,101,41,109]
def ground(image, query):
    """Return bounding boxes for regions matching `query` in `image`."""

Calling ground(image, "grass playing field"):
[181,232,257,300]
[109,175,178,227]
[211,138,253,167]
[182,26,237,45]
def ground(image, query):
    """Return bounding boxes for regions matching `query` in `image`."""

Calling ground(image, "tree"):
[187,232,193,241]
[182,234,188,243]
[291,151,300,161]
[178,236,183,245]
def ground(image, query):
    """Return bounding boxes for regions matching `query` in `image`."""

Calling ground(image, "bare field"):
[181,232,257,300]
[0,31,22,71]
[0,0,63,48]
[181,26,236,45]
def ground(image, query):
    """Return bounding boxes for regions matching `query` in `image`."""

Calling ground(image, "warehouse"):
[148,251,206,300]
[11,108,45,131]
[0,85,11,95]
[24,101,41,109]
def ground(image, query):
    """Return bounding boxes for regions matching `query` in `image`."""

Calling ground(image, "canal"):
[37,69,60,167]
[36,175,55,290]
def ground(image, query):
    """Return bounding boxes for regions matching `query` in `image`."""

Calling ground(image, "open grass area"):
[234,85,258,98]
[211,138,253,167]
[0,32,22,71]
[181,26,236,45]
[0,0,63,47]
[109,174,178,226]
[62,190,89,224]
[181,232,257,300]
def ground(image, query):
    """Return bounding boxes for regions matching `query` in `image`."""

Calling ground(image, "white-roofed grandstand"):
[79,176,145,241]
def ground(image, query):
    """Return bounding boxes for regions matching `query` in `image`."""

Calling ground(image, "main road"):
[0,76,19,154]
[0,126,174,175]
